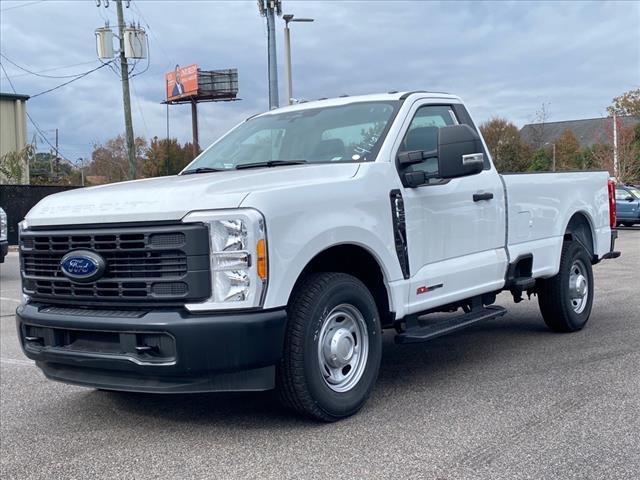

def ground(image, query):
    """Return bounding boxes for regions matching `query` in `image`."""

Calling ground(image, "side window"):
[399,105,458,176]
[615,189,630,201]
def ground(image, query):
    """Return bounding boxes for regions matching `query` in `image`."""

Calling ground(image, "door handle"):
[473,192,493,202]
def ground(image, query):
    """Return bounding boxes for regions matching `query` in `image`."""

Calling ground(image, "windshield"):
[184,101,399,171]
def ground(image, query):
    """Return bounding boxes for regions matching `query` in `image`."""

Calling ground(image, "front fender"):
[263,225,403,309]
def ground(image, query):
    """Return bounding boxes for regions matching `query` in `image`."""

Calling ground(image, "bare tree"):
[528,102,551,150]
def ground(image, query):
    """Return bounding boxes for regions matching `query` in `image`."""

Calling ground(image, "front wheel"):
[277,272,382,422]
[537,240,594,332]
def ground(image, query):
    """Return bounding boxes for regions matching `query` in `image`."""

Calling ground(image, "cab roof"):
[254,91,463,118]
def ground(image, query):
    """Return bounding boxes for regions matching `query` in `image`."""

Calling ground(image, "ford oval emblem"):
[60,250,106,283]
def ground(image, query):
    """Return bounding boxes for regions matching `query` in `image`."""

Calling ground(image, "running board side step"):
[395,305,507,344]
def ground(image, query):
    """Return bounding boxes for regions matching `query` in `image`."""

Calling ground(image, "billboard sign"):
[166,64,198,101]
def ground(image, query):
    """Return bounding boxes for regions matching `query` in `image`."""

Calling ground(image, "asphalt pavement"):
[1,229,639,480]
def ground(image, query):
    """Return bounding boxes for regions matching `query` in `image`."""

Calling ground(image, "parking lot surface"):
[1,229,638,480]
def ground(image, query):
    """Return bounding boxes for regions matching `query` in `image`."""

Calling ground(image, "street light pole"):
[544,142,556,171]
[283,14,314,105]
[283,16,293,106]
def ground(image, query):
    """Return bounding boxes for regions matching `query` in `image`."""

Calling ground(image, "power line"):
[130,76,149,138]
[29,60,115,98]
[0,53,100,79]
[0,0,45,12]
[1,61,72,164]
[2,60,99,79]
[130,0,173,68]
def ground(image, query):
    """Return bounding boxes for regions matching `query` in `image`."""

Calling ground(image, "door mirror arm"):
[397,149,437,166]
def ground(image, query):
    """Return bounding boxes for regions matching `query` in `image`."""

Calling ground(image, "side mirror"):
[626,195,635,202]
[404,171,427,188]
[437,124,484,179]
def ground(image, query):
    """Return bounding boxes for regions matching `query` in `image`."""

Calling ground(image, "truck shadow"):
[78,312,553,429]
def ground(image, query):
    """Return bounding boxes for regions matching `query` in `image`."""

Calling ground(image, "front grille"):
[24,250,187,278]
[20,224,211,306]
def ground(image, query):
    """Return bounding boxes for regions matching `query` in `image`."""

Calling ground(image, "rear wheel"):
[277,272,382,422]
[537,241,594,332]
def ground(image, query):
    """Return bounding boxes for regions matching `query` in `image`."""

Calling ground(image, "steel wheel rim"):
[317,303,369,393]
[568,259,589,314]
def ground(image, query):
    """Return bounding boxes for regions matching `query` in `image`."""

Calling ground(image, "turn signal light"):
[256,239,267,280]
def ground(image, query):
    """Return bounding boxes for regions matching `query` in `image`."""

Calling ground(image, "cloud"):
[1,0,638,162]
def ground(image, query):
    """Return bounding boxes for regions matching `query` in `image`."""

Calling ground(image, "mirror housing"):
[627,195,635,202]
[403,171,427,188]
[437,124,484,179]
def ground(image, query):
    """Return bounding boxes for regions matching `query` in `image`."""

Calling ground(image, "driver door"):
[396,101,507,314]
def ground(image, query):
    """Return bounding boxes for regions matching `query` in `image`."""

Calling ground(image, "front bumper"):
[16,303,287,393]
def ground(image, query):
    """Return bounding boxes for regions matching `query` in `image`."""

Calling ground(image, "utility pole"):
[54,128,59,179]
[191,99,199,157]
[115,0,136,179]
[266,6,279,109]
[258,0,281,109]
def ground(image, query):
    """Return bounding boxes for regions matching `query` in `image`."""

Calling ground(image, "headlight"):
[0,209,7,242]
[182,209,267,311]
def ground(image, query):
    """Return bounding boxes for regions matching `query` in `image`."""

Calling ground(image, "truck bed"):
[502,171,611,279]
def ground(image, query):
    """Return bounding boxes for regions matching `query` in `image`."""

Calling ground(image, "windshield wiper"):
[235,160,307,170]
[181,167,225,175]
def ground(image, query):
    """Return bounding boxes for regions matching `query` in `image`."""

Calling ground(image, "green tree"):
[87,135,147,184]
[528,149,551,171]
[555,129,581,170]
[29,152,82,186]
[142,137,195,177]
[607,88,640,116]
[0,145,32,183]
[479,117,528,172]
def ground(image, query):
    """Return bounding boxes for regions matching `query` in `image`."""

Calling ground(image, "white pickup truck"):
[17,91,620,421]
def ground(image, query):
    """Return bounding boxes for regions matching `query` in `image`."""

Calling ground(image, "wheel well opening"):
[564,212,595,259]
[292,245,393,326]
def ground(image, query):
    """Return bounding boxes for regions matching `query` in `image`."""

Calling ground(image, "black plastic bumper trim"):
[39,363,276,393]
[16,303,287,393]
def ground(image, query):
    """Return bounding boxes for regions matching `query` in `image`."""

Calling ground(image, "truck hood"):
[26,163,360,227]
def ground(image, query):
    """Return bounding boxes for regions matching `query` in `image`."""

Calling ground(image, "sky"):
[1,0,639,164]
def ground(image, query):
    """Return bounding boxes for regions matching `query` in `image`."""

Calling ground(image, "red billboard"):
[166,64,198,101]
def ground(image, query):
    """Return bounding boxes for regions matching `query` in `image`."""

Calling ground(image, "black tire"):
[623,222,634,227]
[277,272,382,422]
[537,240,594,332]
